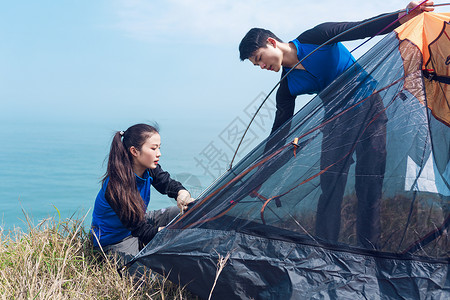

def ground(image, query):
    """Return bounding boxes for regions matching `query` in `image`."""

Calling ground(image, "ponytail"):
[103,124,159,226]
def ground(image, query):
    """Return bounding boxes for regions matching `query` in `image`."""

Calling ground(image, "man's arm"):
[298,13,401,45]
[271,12,400,135]
[298,0,435,45]
[271,71,296,134]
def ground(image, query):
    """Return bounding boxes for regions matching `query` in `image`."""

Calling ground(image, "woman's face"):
[132,133,161,175]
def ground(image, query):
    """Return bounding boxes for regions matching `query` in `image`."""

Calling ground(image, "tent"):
[133,12,450,299]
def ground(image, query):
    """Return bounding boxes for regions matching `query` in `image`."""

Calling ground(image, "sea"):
[0,102,276,232]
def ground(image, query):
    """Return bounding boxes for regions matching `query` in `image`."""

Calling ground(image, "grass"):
[0,211,200,299]
[274,193,448,257]
[340,193,448,256]
[2,193,445,299]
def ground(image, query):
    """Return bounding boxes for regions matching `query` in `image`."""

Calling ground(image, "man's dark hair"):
[239,28,283,61]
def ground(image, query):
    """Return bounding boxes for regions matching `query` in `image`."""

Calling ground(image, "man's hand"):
[400,1,434,24]
[176,190,195,214]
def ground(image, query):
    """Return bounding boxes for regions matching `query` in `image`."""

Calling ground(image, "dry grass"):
[0,211,199,300]
[274,193,448,257]
[340,193,448,255]
[208,251,231,300]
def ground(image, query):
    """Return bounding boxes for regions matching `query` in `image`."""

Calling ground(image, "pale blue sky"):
[1,0,446,183]
[0,0,425,125]
[1,1,448,228]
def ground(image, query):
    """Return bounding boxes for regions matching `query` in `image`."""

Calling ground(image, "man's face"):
[249,39,283,72]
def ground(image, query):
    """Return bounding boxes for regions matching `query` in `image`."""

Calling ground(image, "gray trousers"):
[102,206,179,269]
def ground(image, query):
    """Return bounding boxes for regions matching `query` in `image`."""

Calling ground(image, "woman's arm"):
[127,219,158,245]
[149,164,186,198]
[151,164,194,213]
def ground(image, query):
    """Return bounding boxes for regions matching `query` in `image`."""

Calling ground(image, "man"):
[239,1,434,248]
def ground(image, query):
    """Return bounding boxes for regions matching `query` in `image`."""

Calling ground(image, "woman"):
[91,123,194,262]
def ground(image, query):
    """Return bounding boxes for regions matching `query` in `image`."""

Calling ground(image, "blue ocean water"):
[1,121,116,231]
[0,110,274,232]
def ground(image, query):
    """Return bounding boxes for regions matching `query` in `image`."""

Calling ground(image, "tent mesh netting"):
[134,13,449,299]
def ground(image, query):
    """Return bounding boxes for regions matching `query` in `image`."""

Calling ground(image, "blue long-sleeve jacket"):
[91,164,185,247]
[271,12,401,133]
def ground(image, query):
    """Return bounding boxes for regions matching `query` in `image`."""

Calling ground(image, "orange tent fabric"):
[396,12,450,125]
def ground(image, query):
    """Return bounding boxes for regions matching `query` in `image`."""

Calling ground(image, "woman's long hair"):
[103,123,159,226]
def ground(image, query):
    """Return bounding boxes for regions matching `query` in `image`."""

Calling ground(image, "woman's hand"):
[400,1,434,24]
[176,190,195,214]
